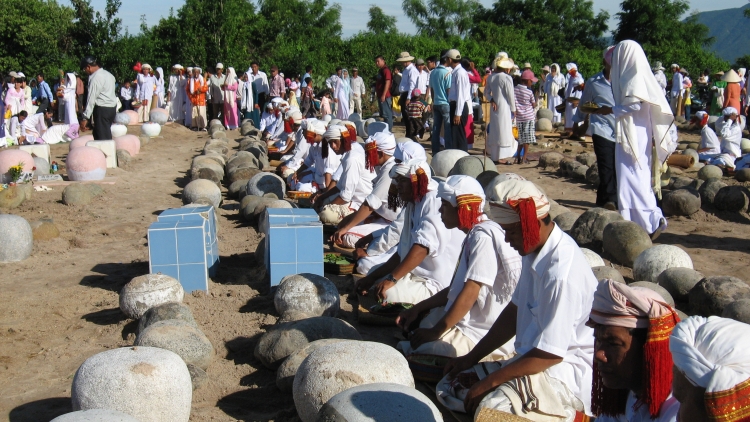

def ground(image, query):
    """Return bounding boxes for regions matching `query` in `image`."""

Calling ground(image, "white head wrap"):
[393,140,427,162]
[483,173,527,198]
[226,67,237,83]
[307,120,326,135]
[389,159,439,193]
[287,110,303,123]
[723,107,738,116]
[329,118,342,127]
[323,124,347,140]
[366,131,396,153]
[488,180,550,224]
[566,63,577,71]
[695,111,707,120]
[322,114,332,123]
[437,175,486,209]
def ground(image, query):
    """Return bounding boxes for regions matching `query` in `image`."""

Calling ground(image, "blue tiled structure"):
[264,209,323,287]
[262,208,319,236]
[148,206,219,293]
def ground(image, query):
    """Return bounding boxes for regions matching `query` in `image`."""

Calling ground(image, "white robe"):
[544,74,565,123]
[335,77,351,120]
[63,73,78,126]
[169,74,184,122]
[564,73,584,128]
[485,72,516,161]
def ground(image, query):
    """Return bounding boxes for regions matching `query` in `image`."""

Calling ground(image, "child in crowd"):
[320,90,332,117]
[406,88,426,140]
[513,70,537,164]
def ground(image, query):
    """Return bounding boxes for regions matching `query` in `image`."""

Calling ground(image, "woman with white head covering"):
[544,63,565,123]
[222,67,239,130]
[485,56,517,162]
[168,65,185,123]
[396,175,522,360]
[334,69,351,120]
[564,63,584,131]
[155,67,165,108]
[63,73,79,138]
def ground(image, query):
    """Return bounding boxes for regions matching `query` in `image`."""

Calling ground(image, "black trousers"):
[257,93,268,115]
[37,98,50,114]
[399,92,409,132]
[449,101,469,151]
[92,105,116,140]
[592,134,618,206]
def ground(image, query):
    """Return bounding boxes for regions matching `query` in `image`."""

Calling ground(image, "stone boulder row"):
[602,220,653,268]
[538,152,565,170]
[629,281,675,306]
[254,317,361,369]
[553,212,579,232]
[632,245,693,283]
[228,179,250,199]
[662,189,701,216]
[475,170,500,189]
[228,167,262,185]
[276,338,348,392]
[274,273,340,319]
[592,266,626,284]
[246,172,286,200]
[318,383,443,422]
[698,178,726,205]
[138,302,197,334]
[657,268,705,309]
[448,155,496,179]
[536,118,553,132]
[135,320,214,370]
[431,149,469,177]
[586,165,600,187]
[71,346,192,422]
[714,186,750,212]
[50,409,140,422]
[581,248,605,267]
[697,165,723,181]
[736,168,750,182]
[569,207,624,251]
[0,214,33,262]
[689,276,750,316]
[119,273,185,319]
[576,153,596,167]
[722,299,750,324]
[293,340,414,422]
[182,179,221,209]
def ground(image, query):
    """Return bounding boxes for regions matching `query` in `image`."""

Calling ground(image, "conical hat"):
[722,69,741,83]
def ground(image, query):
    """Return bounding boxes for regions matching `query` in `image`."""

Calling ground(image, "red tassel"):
[365,142,379,172]
[641,312,680,417]
[516,198,540,254]
[284,119,293,133]
[411,168,429,203]
[701,113,709,127]
[591,362,629,417]
[457,194,483,230]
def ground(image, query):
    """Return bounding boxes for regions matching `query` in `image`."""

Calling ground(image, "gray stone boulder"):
[592,266,625,283]
[240,195,274,222]
[431,149,469,177]
[602,220,652,268]
[71,346,192,422]
[0,214,33,263]
[581,248,605,267]
[722,299,750,324]
[228,167,262,184]
[657,268,705,308]
[571,164,589,180]
[63,184,97,205]
[682,148,699,164]
[670,177,695,190]
[0,184,28,209]
[586,164,600,187]
[569,207,624,251]
[138,302,197,334]
[134,320,214,370]
[690,276,750,317]
[662,189,701,216]
[293,340,414,422]
[629,281,675,306]
[553,212,579,232]
[559,159,582,177]
[536,118,553,132]
[187,363,208,391]
[191,167,222,185]
[227,152,261,173]
[318,383,442,422]
[538,152,565,170]
[633,245,693,283]
[254,317,361,369]
[448,155,496,179]
[736,168,750,182]
[274,273,340,319]
[246,172,286,200]
[698,178,727,205]
[33,156,50,176]
[576,153,597,167]
[228,179,250,199]
[276,338,347,392]
[714,186,750,212]
[119,274,184,319]
[116,149,132,168]
[698,165,723,180]
[182,179,221,209]
[537,108,553,121]
[475,170,500,189]
[50,409,140,422]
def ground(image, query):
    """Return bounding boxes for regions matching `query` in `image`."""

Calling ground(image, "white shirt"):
[326,74,339,89]
[283,128,309,168]
[21,112,46,136]
[417,69,429,94]
[700,125,720,155]
[364,157,400,221]
[596,391,679,422]
[511,224,597,413]
[368,208,405,255]
[9,116,21,140]
[445,219,522,349]
[671,72,683,97]
[304,143,342,186]
[653,70,667,95]
[565,73,584,100]
[398,190,466,294]
[332,143,376,209]
[120,86,133,101]
[448,65,471,116]
[399,63,419,99]
[136,74,155,101]
[252,71,269,95]
[720,119,742,157]
[349,76,366,98]
[259,111,279,133]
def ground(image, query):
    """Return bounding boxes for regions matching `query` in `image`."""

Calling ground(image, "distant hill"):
[692,3,750,64]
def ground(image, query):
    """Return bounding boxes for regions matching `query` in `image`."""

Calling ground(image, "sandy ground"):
[2,120,750,422]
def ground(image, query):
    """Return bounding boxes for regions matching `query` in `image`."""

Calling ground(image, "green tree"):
[367,5,397,34]
[402,0,483,39]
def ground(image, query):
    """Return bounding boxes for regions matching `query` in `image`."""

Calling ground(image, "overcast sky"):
[78,0,749,37]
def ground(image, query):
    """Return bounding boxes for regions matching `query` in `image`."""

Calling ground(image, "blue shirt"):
[38,80,53,101]
[573,71,615,142]
[429,65,452,106]
[302,72,311,88]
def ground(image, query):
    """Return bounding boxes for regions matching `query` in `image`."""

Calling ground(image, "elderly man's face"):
[593,325,644,391]
[672,367,708,422]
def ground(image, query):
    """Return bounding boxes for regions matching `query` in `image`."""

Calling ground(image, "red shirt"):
[375,67,392,99]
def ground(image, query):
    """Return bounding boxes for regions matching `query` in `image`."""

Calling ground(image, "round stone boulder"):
[448,155,496,179]
[254,316,361,369]
[722,299,750,324]
[657,267,705,307]
[629,281,675,306]
[149,108,169,125]
[228,179,250,199]
[576,153,596,167]
[538,152,565,170]
[736,168,750,182]
[50,409,140,422]
[592,266,625,284]
[71,346,192,422]
[431,149,469,177]
[553,212,579,232]
[698,165,723,180]
[274,273,340,319]
[536,117,553,132]
[114,112,132,125]
[119,273,185,319]
[742,138,750,154]
[571,164,589,180]
[569,207,624,251]
[537,108,553,121]
[475,170,500,189]
[135,320,214,370]
[713,185,750,212]
[0,214,33,262]
[240,195,275,222]
[682,148,699,164]
[662,188,701,216]
[117,149,132,168]
[138,302,197,334]
[633,245,693,283]
[114,135,141,156]
[698,178,727,205]
[187,363,208,391]
[111,123,128,138]
[293,340,414,422]
[0,184,27,209]
[67,146,107,181]
[276,338,347,392]
[182,179,222,209]
[690,276,750,317]
[31,220,60,240]
[33,156,50,176]
[669,177,694,190]
[62,184,95,205]
[586,165,600,187]
[318,383,442,422]
[228,167,262,185]
[246,172,286,200]
[141,122,162,137]
[581,248,605,267]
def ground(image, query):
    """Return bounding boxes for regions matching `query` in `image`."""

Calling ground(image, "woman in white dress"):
[544,64,565,123]
[155,67,166,108]
[22,79,34,115]
[564,63,584,131]
[63,73,79,139]
[484,57,516,163]
[168,65,185,123]
[334,69,351,120]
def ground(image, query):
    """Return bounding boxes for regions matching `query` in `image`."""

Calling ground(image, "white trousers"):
[380,273,433,304]
[616,139,665,234]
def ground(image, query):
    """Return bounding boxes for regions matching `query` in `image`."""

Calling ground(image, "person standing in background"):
[208,63,226,122]
[349,67,366,115]
[36,73,53,113]
[250,62,269,113]
[136,64,155,122]
[80,55,117,140]
[374,56,393,130]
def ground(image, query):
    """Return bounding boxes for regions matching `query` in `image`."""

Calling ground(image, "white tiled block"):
[19,144,50,164]
[86,140,117,168]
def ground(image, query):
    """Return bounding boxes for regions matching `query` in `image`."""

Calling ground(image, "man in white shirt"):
[348,67,366,115]
[259,103,280,139]
[250,61,269,112]
[707,107,743,169]
[326,68,342,115]
[446,49,470,151]
[208,63,226,122]
[136,63,156,123]
[670,64,683,114]
[692,111,720,161]
[290,120,342,193]
[8,110,27,144]
[441,180,597,419]
[80,55,117,140]
[652,61,667,97]
[277,113,309,178]
[397,52,419,137]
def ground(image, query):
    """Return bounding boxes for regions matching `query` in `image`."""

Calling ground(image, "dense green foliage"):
[0,0,733,87]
